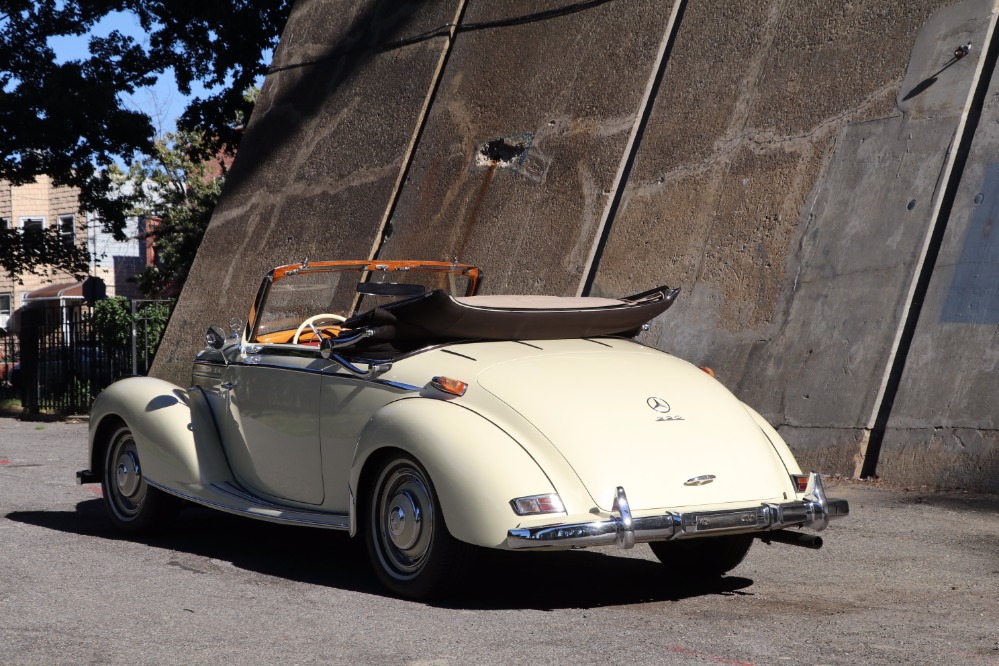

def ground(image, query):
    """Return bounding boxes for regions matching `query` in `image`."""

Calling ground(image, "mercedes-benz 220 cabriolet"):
[78,260,848,598]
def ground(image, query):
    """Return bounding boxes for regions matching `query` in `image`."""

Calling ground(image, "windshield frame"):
[245,260,482,345]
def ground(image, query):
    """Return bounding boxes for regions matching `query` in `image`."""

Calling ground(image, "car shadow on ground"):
[7,499,755,610]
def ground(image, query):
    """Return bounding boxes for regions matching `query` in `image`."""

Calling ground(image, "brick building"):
[0,176,87,330]
[0,176,147,332]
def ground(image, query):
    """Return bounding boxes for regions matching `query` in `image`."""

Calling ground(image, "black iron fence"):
[0,334,17,395]
[14,301,166,415]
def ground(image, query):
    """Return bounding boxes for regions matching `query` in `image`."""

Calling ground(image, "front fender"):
[89,377,233,492]
[351,398,557,548]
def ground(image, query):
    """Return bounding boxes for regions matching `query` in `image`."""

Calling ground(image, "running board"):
[146,478,351,530]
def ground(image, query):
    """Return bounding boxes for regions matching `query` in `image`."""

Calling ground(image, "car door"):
[318,371,412,513]
[222,347,325,505]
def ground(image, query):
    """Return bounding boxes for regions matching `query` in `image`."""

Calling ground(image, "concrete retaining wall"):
[878,2,999,490]
[152,0,999,489]
[153,0,465,367]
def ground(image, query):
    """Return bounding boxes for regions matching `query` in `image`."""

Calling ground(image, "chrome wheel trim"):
[373,463,435,579]
[105,429,147,519]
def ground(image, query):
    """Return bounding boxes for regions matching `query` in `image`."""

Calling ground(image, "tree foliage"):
[91,295,172,366]
[115,128,226,298]
[0,0,290,276]
[0,225,91,284]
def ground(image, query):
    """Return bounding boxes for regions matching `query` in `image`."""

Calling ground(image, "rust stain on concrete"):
[455,160,497,260]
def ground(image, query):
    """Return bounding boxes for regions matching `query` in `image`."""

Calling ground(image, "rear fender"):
[743,404,804,478]
[351,398,556,548]
[89,377,233,491]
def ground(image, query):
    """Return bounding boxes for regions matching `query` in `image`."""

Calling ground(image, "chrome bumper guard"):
[506,472,849,550]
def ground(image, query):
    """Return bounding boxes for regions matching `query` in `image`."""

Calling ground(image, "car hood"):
[476,349,791,512]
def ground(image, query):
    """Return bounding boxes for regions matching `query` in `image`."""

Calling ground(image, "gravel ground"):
[1,418,997,665]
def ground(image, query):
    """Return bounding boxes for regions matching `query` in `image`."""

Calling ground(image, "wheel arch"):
[351,398,558,548]
[88,376,234,491]
[88,413,127,481]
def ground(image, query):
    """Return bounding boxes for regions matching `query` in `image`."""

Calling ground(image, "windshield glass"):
[251,261,480,344]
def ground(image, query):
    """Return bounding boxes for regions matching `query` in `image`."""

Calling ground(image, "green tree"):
[116,128,226,298]
[0,225,91,284]
[91,296,172,367]
[0,1,290,277]
[91,296,135,348]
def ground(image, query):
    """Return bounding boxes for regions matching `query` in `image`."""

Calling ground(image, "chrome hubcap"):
[376,465,434,576]
[387,491,422,550]
[115,451,141,498]
[105,430,146,518]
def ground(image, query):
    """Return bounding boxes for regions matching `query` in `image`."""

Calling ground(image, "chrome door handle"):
[220,381,235,390]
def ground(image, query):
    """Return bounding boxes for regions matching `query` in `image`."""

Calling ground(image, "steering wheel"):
[292,313,347,344]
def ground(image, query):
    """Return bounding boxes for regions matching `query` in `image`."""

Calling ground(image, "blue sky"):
[47,11,252,133]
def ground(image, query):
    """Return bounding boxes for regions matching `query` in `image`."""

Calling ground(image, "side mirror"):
[205,325,227,350]
[320,337,333,360]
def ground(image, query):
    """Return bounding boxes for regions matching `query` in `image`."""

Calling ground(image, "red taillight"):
[700,366,715,377]
[510,494,565,515]
[791,474,809,493]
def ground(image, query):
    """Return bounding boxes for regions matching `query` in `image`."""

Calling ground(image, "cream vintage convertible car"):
[78,260,848,598]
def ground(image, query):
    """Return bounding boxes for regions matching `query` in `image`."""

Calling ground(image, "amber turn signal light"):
[431,376,468,396]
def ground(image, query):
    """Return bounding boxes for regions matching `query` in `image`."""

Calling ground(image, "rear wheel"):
[365,454,467,599]
[101,424,179,533]
[649,534,753,577]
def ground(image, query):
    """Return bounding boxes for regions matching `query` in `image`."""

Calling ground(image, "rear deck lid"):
[477,350,789,511]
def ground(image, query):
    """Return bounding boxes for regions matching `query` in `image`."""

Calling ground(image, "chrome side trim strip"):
[228,358,421,391]
[507,472,849,550]
[371,378,423,391]
[145,478,350,530]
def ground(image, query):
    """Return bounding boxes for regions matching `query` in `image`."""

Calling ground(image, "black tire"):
[648,534,754,577]
[101,424,179,533]
[365,454,468,599]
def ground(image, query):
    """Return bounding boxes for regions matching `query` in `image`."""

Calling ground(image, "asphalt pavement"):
[1,418,997,665]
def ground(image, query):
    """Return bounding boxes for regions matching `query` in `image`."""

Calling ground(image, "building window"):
[59,214,75,245]
[0,293,11,330]
[0,217,9,230]
[19,217,45,232]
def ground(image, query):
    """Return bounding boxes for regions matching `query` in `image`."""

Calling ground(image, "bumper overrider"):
[506,472,848,550]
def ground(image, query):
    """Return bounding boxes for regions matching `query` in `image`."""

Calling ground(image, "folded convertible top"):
[343,285,680,343]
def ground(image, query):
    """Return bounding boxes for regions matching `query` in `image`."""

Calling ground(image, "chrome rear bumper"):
[506,472,848,550]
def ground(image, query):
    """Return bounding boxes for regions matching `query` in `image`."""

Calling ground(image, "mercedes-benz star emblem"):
[648,396,684,421]
[647,397,671,413]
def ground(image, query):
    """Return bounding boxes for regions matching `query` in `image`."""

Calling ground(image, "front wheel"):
[649,534,753,577]
[101,424,179,533]
[365,454,468,599]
